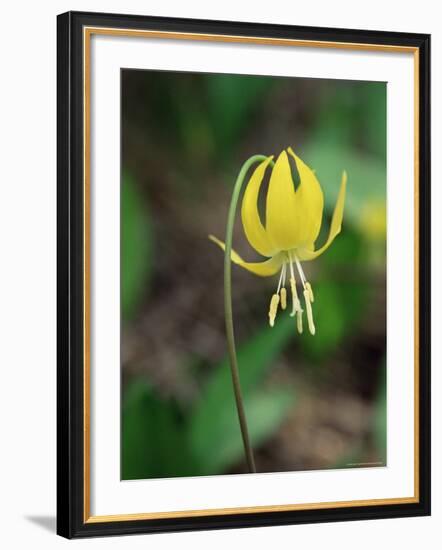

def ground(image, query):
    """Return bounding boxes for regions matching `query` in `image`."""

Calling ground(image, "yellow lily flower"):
[210,147,347,335]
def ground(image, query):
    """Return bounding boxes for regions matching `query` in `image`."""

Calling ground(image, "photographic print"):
[121,70,387,480]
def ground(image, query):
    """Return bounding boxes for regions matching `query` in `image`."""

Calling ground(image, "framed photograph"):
[57,11,431,538]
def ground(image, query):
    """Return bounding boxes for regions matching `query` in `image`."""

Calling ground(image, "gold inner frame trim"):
[83,26,420,523]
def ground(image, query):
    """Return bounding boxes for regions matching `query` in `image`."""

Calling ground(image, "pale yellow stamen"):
[280,287,287,310]
[305,281,314,303]
[303,289,316,335]
[268,293,280,327]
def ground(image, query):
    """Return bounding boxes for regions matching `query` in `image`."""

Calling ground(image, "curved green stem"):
[224,154,270,473]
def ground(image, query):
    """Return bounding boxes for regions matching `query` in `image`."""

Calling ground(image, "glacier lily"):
[210,147,347,335]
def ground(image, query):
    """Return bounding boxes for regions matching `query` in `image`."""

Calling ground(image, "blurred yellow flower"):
[359,200,386,242]
[210,148,347,335]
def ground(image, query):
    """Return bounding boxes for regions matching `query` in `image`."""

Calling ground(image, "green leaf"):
[121,172,152,320]
[122,381,197,480]
[246,389,293,453]
[192,315,293,429]
[195,387,293,475]
[188,316,295,473]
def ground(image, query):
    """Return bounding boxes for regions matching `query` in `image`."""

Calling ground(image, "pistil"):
[288,251,303,334]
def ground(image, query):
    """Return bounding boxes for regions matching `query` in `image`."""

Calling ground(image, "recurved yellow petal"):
[265,151,299,251]
[287,147,324,245]
[209,235,283,276]
[241,156,275,256]
[298,171,347,261]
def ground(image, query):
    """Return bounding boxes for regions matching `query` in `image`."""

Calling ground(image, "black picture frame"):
[57,10,431,539]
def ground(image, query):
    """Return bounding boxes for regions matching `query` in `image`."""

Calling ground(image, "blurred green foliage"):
[311,82,386,160]
[206,74,273,158]
[121,71,387,479]
[121,172,152,320]
[189,316,294,474]
[123,318,295,479]
[122,382,193,479]
[304,141,386,227]
[304,82,386,232]
[300,227,370,362]
[300,279,369,362]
